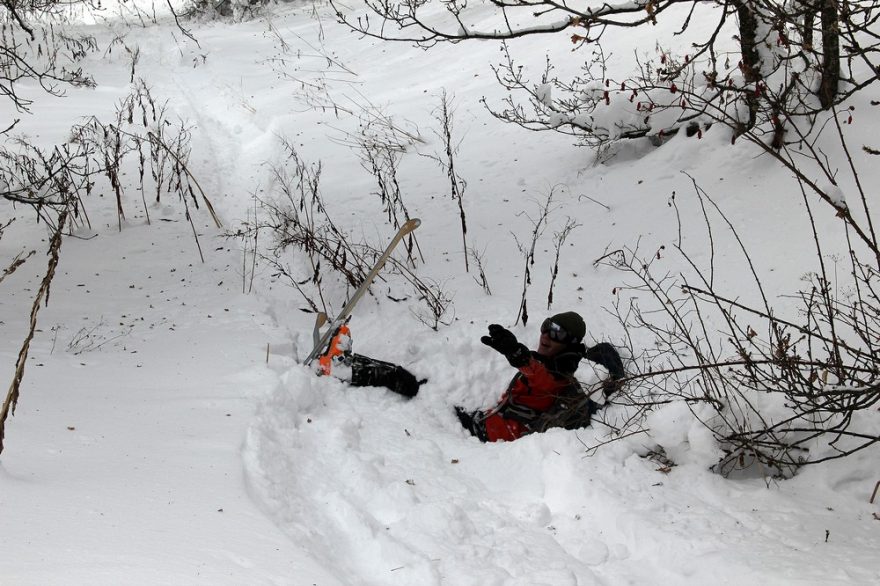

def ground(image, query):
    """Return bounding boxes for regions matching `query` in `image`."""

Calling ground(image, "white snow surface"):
[0,3,878,585]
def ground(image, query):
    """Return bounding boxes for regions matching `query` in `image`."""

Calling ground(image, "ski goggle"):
[540,318,579,343]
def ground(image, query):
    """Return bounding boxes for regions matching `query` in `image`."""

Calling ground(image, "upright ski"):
[304,218,421,367]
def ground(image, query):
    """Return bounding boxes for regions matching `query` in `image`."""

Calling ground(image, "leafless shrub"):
[0,134,97,229]
[75,80,220,229]
[356,127,422,266]
[261,17,358,115]
[265,16,425,207]
[236,139,452,327]
[431,89,469,272]
[325,87,424,154]
[0,14,98,112]
[513,188,556,327]
[547,217,579,309]
[469,245,492,295]
[0,80,220,259]
[387,256,454,330]
[599,173,880,477]
[252,138,373,314]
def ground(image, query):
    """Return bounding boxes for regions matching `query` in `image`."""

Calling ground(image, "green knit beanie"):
[549,311,586,342]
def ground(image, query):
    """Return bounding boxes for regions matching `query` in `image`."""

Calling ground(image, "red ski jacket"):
[483,351,581,442]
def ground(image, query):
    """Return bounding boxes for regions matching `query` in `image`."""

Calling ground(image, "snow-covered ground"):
[1,3,878,585]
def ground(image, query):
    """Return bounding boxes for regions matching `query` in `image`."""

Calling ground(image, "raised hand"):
[481,324,529,367]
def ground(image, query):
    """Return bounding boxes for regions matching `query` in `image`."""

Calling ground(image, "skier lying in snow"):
[322,311,623,442]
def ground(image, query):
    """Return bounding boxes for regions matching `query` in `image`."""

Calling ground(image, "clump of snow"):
[536,82,553,107]
[826,184,848,208]
[646,401,723,468]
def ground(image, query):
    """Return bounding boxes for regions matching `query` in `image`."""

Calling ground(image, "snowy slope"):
[1,3,878,585]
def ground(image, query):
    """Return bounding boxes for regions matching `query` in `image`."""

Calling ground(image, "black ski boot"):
[349,353,423,398]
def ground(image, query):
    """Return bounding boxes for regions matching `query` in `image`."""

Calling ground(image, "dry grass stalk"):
[0,250,36,286]
[0,209,68,454]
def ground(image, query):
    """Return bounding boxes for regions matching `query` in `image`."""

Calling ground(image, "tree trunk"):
[734,0,762,133]
[818,0,840,109]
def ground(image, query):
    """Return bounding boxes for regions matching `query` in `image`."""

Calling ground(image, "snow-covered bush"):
[334,0,880,152]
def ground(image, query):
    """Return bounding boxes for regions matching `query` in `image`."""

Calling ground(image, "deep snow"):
[0,2,878,585]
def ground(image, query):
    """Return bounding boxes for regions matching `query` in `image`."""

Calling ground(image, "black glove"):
[481,324,530,367]
[585,342,625,398]
[585,342,625,380]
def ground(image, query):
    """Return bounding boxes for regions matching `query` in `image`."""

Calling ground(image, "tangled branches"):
[0,11,98,113]
[236,140,453,328]
[0,80,219,257]
[601,177,880,476]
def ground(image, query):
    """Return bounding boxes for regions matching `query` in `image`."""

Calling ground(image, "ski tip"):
[406,218,421,231]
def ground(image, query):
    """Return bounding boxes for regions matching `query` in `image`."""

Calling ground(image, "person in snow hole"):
[340,311,622,441]
[456,311,623,442]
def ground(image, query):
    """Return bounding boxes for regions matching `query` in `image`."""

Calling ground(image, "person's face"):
[536,332,567,357]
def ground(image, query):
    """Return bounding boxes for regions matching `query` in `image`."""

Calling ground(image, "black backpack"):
[531,342,625,433]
